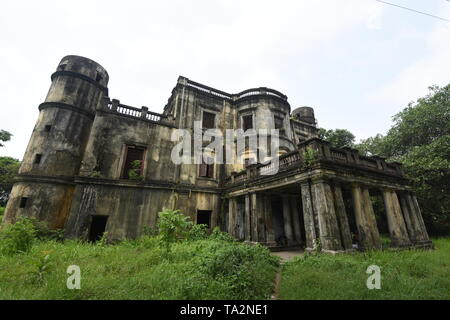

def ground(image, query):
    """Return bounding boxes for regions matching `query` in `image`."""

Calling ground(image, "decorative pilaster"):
[382,189,412,247]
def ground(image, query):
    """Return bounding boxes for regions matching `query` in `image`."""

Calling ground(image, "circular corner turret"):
[292,106,316,124]
[55,55,109,87]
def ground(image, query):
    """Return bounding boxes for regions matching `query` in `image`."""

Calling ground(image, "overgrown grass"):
[0,236,279,300]
[279,237,450,300]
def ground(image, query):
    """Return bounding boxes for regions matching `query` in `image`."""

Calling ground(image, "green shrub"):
[209,227,234,242]
[186,223,208,241]
[128,160,144,181]
[0,217,36,255]
[156,209,192,251]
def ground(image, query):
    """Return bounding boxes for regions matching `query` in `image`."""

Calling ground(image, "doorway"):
[197,210,212,229]
[88,215,108,242]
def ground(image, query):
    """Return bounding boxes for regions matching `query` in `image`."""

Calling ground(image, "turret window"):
[243,115,253,131]
[44,125,52,132]
[34,154,42,164]
[19,197,28,208]
[274,117,284,130]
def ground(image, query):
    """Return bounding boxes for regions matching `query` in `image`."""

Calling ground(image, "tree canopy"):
[0,130,12,147]
[318,128,355,149]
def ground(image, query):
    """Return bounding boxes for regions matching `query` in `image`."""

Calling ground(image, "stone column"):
[282,195,295,245]
[227,198,236,237]
[264,195,276,246]
[406,193,430,244]
[301,182,317,250]
[382,189,412,247]
[244,194,251,241]
[290,196,302,244]
[332,184,353,250]
[250,192,258,242]
[256,193,266,243]
[311,179,343,252]
[399,193,417,243]
[351,184,381,250]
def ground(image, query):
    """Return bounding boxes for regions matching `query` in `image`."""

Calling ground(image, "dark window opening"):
[19,197,28,208]
[243,115,253,131]
[199,156,214,178]
[96,72,103,82]
[58,64,67,71]
[274,117,284,130]
[88,215,108,242]
[121,146,145,179]
[197,210,212,228]
[202,111,216,129]
[34,154,42,164]
[44,125,52,132]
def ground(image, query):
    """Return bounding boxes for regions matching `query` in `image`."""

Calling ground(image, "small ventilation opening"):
[19,197,28,208]
[44,125,52,132]
[197,210,212,229]
[96,72,103,82]
[88,215,108,242]
[34,154,42,164]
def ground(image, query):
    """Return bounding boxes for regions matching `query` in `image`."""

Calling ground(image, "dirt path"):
[270,250,303,299]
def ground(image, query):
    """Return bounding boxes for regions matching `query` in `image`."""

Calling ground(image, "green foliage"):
[209,227,235,242]
[0,234,279,299]
[0,130,12,147]
[156,209,193,251]
[319,128,355,148]
[303,146,317,168]
[280,238,450,300]
[0,206,4,221]
[0,218,36,255]
[0,156,20,206]
[27,253,52,285]
[127,160,144,181]
[186,223,209,241]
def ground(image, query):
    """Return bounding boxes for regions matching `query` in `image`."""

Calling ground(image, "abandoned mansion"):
[3,55,432,252]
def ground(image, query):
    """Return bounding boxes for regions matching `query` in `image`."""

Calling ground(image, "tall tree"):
[318,128,355,149]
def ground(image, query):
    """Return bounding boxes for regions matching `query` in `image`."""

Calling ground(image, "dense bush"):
[0,217,36,255]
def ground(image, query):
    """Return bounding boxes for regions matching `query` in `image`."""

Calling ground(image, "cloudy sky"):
[1,0,449,159]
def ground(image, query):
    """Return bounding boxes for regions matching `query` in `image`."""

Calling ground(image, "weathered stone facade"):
[3,55,432,251]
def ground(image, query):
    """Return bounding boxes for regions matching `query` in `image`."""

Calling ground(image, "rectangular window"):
[197,210,212,228]
[199,157,214,178]
[19,197,28,208]
[274,117,284,130]
[34,154,42,164]
[202,111,215,129]
[243,115,253,131]
[121,145,145,179]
